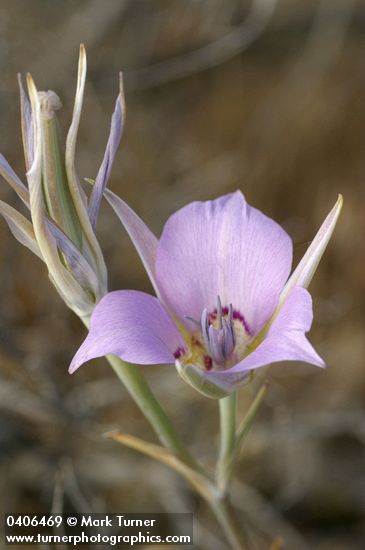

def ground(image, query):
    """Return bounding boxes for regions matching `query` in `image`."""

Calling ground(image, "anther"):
[200,296,236,366]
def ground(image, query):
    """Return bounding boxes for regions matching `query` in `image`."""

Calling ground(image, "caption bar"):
[5,513,193,546]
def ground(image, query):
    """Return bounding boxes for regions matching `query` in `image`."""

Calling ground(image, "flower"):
[70,191,342,398]
[0,45,124,318]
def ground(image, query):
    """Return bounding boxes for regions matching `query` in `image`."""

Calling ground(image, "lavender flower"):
[70,191,342,397]
[0,45,124,318]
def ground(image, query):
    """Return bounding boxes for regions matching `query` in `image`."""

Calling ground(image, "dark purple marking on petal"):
[173,346,185,360]
[204,355,213,371]
[212,287,325,377]
[232,309,253,336]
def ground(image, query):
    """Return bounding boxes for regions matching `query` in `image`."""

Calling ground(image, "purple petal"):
[104,188,159,296]
[280,195,343,299]
[155,191,292,335]
[69,290,184,373]
[88,80,125,230]
[0,199,42,259]
[210,286,324,383]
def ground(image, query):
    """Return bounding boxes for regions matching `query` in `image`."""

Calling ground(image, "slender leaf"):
[107,431,216,501]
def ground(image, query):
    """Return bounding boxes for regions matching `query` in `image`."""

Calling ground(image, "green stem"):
[236,381,269,450]
[221,382,269,493]
[79,315,197,469]
[208,492,251,550]
[106,354,197,469]
[105,355,252,549]
[217,392,237,493]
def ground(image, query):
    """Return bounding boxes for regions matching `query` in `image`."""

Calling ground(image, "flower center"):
[176,296,252,372]
[201,297,235,365]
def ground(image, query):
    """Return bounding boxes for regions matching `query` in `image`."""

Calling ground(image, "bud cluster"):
[0,45,125,318]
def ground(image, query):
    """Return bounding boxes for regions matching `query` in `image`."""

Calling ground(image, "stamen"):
[209,324,225,364]
[184,297,246,371]
[217,295,223,329]
[222,318,235,358]
[185,315,201,328]
[201,308,210,350]
[199,296,236,366]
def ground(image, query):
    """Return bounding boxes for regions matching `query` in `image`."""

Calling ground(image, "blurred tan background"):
[0,0,364,548]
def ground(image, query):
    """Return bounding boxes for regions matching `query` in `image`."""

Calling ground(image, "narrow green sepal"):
[176,361,231,399]
[39,91,82,249]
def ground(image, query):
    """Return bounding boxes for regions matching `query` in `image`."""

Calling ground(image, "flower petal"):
[209,286,324,383]
[69,290,184,373]
[88,75,125,230]
[155,191,292,334]
[0,154,30,207]
[0,200,42,259]
[104,188,160,296]
[279,195,343,301]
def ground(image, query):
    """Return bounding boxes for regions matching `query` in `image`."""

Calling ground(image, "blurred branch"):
[0,378,59,425]
[267,408,365,443]
[51,469,66,550]
[52,468,66,516]
[231,482,311,550]
[128,0,277,89]
[30,0,130,87]
[107,430,215,500]
[249,0,357,181]
[304,0,356,70]
[141,150,244,220]
[244,0,356,188]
